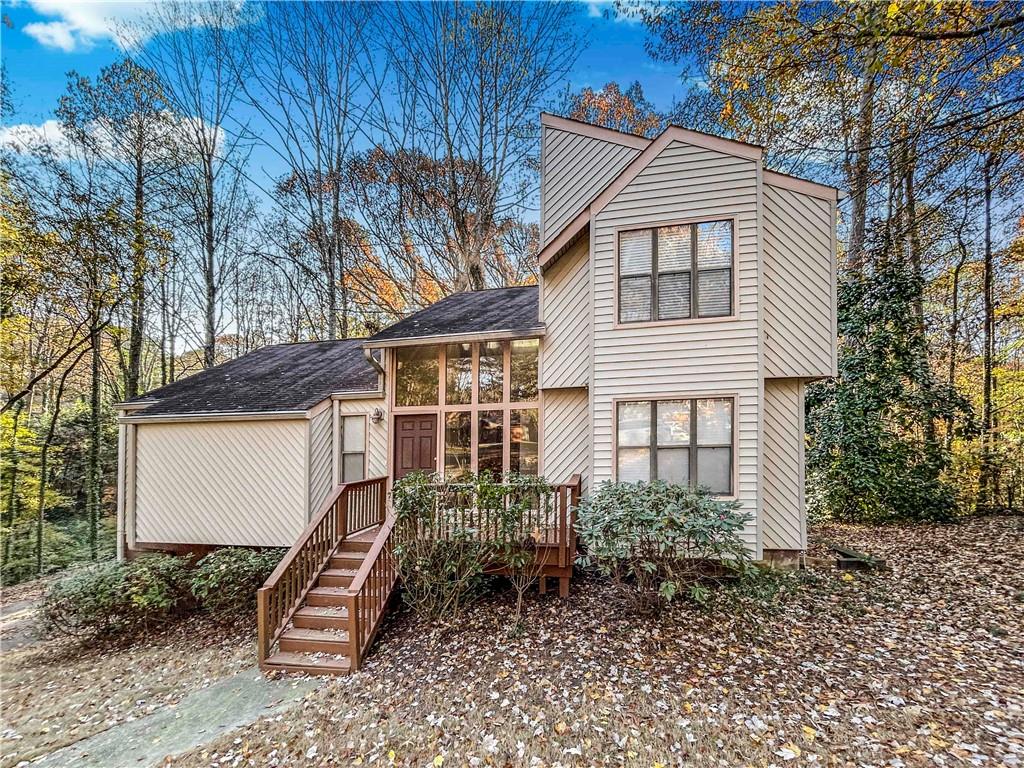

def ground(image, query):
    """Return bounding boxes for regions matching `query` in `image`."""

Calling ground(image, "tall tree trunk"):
[979,152,997,510]
[127,154,146,398]
[847,48,877,273]
[35,349,83,575]
[88,315,102,560]
[203,153,217,368]
[3,401,24,567]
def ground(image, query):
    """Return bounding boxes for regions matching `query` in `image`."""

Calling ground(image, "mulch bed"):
[167,515,1024,768]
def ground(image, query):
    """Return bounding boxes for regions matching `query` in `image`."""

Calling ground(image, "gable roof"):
[537,117,839,271]
[365,286,542,347]
[125,339,380,417]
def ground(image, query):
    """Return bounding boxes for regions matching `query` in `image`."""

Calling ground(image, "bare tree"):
[128,1,253,368]
[56,59,176,398]
[365,1,582,292]
[233,1,371,340]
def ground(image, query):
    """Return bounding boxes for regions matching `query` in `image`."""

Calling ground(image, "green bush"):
[392,471,491,620]
[575,481,752,613]
[190,548,284,615]
[392,471,554,621]
[40,547,285,640]
[39,554,192,638]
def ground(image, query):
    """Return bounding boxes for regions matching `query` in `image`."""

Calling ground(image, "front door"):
[393,414,438,480]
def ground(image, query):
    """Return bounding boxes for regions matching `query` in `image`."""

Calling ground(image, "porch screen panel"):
[478,342,503,404]
[446,343,472,405]
[395,346,439,407]
[510,409,539,475]
[444,411,471,480]
[478,410,504,476]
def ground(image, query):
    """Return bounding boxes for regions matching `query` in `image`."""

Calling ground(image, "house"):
[116,113,837,674]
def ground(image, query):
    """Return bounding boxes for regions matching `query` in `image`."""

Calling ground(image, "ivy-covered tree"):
[806,244,972,523]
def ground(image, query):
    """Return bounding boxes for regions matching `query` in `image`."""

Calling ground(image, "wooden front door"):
[393,414,438,480]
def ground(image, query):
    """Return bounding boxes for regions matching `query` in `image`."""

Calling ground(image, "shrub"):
[392,471,491,620]
[40,554,192,639]
[575,481,751,613]
[392,471,555,622]
[190,548,284,615]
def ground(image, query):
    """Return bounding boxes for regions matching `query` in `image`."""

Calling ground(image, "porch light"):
[370,407,385,424]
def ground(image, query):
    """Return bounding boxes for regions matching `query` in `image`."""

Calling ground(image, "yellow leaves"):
[886,1,900,19]
[802,725,817,742]
[555,721,569,735]
[841,572,855,582]
[433,755,444,767]
[929,735,950,749]
[387,749,396,762]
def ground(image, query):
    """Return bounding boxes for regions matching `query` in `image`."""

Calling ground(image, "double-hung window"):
[340,415,367,482]
[618,220,734,323]
[615,397,734,495]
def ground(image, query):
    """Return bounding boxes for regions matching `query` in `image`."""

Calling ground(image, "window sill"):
[612,313,739,331]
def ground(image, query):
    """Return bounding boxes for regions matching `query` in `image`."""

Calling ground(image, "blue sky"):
[1,0,685,174]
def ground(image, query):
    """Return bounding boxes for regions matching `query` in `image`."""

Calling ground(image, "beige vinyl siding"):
[134,419,307,548]
[542,127,642,245]
[540,387,590,488]
[763,183,835,378]
[761,379,805,550]
[335,397,388,478]
[540,237,590,388]
[591,139,761,550]
[308,406,333,515]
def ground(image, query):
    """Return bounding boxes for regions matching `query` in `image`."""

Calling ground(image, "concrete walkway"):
[29,669,320,767]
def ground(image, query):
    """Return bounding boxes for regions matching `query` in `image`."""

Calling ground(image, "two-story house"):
[116,113,837,674]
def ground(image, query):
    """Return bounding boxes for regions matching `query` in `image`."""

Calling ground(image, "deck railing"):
[396,475,582,567]
[257,476,387,666]
[343,514,398,669]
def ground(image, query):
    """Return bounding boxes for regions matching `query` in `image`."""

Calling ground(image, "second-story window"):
[618,220,734,323]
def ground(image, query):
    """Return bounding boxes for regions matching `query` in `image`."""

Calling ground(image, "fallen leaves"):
[7,516,1024,768]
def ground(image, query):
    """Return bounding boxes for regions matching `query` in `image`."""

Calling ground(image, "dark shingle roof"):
[128,340,379,416]
[367,286,542,344]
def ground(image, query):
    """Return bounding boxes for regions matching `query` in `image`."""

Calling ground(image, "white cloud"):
[18,0,250,53]
[0,119,72,154]
[19,1,158,51]
[583,1,642,25]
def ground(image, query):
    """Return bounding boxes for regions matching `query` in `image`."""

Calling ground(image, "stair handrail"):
[344,512,398,670]
[257,476,387,666]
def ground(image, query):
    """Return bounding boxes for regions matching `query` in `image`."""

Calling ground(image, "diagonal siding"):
[542,127,642,245]
[541,387,590,489]
[541,238,589,388]
[135,419,307,547]
[763,184,835,378]
[591,139,761,551]
[761,380,805,550]
[308,407,333,515]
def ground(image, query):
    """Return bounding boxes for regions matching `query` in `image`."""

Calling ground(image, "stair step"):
[264,651,351,676]
[279,627,350,654]
[337,539,373,553]
[319,568,358,588]
[330,554,365,569]
[293,605,349,630]
[306,586,350,607]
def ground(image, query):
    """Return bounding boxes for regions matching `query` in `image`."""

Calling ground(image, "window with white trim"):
[616,397,733,494]
[340,415,367,482]
[618,221,734,323]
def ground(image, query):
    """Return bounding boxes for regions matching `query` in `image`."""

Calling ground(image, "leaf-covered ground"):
[0,614,255,767]
[168,515,1024,768]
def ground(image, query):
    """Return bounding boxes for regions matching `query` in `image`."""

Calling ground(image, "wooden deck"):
[256,475,581,676]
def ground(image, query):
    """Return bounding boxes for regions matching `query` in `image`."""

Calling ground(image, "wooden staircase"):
[258,479,397,676]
